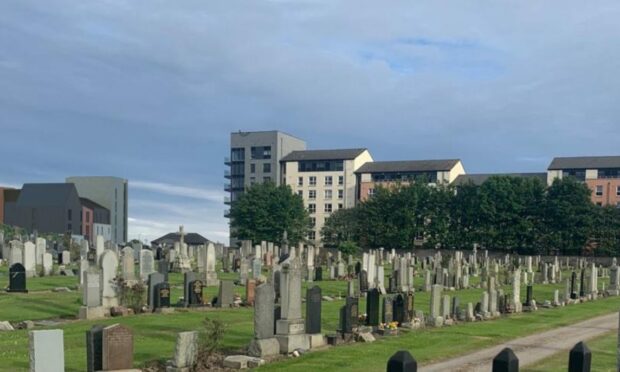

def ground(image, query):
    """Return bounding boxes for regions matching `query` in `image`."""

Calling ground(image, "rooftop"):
[355,159,461,174]
[453,173,548,186]
[548,156,620,170]
[17,183,79,207]
[151,232,212,246]
[281,148,367,162]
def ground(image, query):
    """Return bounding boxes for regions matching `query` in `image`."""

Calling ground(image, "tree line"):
[322,176,620,256]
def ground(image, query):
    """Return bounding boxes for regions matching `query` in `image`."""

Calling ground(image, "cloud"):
[131,180,225,203]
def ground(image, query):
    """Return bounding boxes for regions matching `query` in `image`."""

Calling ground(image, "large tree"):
[320,207,359,248]
[230,182,309,245]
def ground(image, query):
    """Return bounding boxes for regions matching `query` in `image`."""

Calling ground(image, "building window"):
[310,217,316,227]
[263,177,271,182]
[309,176,316,186]
[325,190,332,199]
[324,203,332,213]
[68,224,72,231]
[298,177,303,186]
[68,209,72,221]
[250,163,256,173]
[617,186,620,196]
[595,185,603,196]
[338,203,344,210]
[338,176,344,185]
[263,163,271,173]
[596,202,603,206]
[308,231,316,240]
[308,203,316,213]
[298,190,303,198]
[251,146,272,160]
[338,190,344,199]
[368,188,375,196]
[325,176,332,186]
[309,190,316,200]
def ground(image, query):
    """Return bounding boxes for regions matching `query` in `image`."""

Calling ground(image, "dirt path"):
[421,312,618,372]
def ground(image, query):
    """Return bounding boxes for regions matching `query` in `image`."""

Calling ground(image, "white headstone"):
[96,235,104,262]
[29,330,65,372]
[42,253,53,276]
[139,249,155,281]
[99,250,119,308]
[122,247,135,281]
[23,242,37,277]
[35,237,46,266]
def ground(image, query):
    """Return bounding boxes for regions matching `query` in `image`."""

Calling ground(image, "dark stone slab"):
[492,347,519,372]
[306,286,322,334]
[8,263,27,293]
[387,350,418,372]
[366,288,380,326]
[86,325,104,372]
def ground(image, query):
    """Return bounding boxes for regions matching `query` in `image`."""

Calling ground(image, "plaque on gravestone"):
[8,263,28,293]
[86,325,104,372]
[405,292,414,322]
[155,282,171,309]
[393,294,405,325]
[102,324,133,371]
[383,296,394,323]
[306,286,322,334]
[189,280,204,306]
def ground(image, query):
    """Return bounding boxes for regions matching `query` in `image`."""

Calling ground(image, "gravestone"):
[170,331,198,370]
[383,295,394,323]
[205,243,219,286]
[121,247,135,281]
[246,279,256,305]
[386,350,417,372]
[306,286,322,334]
[393,294,405,325]
[216,280,234,308]
[340,296,359,334]
[315,266,323,281]
[275,257,308,353]
[86,325,104,372]
[42,253,53,276]
[102,324,133,371]
[154,282,171,310]
[148,272,165,310]
[183,272,198,307]
[248,283,280,357]
[140,249,155,281]
[366,288,380,327]
[568,341,591,372]
[188,280,204,306]
[8,263,28,293]
[61,251,71,265]
[83,270,102,307]
[23,241,36,277]
[100,250,119,308]
[492,347,519,372]
[359,270,369,293]
[29,329,64,372]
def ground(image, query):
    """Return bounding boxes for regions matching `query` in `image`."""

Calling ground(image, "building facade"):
[281,148,373,243]
[355,159,466,202]
[66,176,128,244]
[547,156,620,207]
[80,198,111,244]
[226,131,306,245]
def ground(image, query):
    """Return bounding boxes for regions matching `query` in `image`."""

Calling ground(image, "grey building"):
[5,183,82,235]
[225,130,306,245]
[66,176,128,244]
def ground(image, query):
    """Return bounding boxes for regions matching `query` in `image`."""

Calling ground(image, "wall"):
[586,178,620,207]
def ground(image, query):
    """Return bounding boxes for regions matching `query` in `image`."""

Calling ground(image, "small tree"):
[338,240,360,256]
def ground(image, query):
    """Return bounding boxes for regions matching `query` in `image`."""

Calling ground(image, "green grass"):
[524,330,618,372]
[0,264,615,371]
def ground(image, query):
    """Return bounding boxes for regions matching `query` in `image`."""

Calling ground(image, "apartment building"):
[226,131,306,245]
[547,156,620,207]
[281,148,373,243]
[355,159,465,202]
[453,172,547,186]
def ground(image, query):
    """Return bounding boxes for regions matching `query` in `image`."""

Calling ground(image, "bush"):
[338,240,360,256]
[195,317,226,370]
[115,278,146,313]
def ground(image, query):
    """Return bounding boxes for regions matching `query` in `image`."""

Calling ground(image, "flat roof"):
[453,173,548,186]
[356,159,460,174]
[281,148,367,162]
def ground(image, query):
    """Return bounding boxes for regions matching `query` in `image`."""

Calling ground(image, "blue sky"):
[1,1,619,243]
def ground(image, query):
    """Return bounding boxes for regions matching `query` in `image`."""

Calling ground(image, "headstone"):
[386,350,417,372]
[148,272,165,310]
[102,324,133,371]
[99,250,119,308]
[8,263,28,293]
[366,288,380,327]
[121,247,135,281]
[170,331,198,370]
[139,249,155,281]
[83,270,102,307]
[493,347,519,372]
[61,251,71,265]
[246,279,256,305]
[306,286,322,334]
[340,296,359,334]
[154,282,171,310]
[275,257,309,353]
[86,325,104,372]
[183,272,198,308]
[383,296,394,323]
[42,253,53,276]
[29,329,64,372]
[393,294,406,325]
[568,341,591,372]
[23,241,36,277]
[188,279,204,306]
[216,280,234,308]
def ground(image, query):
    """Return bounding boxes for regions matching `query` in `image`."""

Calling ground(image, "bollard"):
[568,341,591,372]
[386,350,417,372]
[492,347,519,372]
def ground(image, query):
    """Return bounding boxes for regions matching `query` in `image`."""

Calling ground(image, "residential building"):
[226,130,306,245]
[66,176,128,244]
[281,148,373,243]
[452,172,547,186]
[80,198,111,244]
[355,159,465,202]
[4,183,82,235]
[0,187,19,224]
[547,156,620,207]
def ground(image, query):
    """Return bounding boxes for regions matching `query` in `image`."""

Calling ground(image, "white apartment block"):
[281,148,373,244]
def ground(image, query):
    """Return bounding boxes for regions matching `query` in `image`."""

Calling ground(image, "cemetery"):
[1,227,620,371]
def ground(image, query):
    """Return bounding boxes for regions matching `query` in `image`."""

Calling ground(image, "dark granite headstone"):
[359,270,368,293]
[570,271,577,299]
[188,280,204,306]
[355,261,361,276]
[366,288,380,326]
[451,296,460,318]
[306,286,322,334]
[393,294,405,324]
[147,272,164,310]
[8,263,27,293]
[216,280,234,308]
[525,285,533,307]
[386,350,418,372]
[156,259,169,282]
[492,347,518,372]
[183,272,198,307]
[154,282,171,309]
[86,325,104,372]
[340,296,358,334]
[405,292,414,322]
[102,324,133,371]
[579,270,586,298]
[568,341,591,372]
[274,305,281,335]
[315,266,323,281]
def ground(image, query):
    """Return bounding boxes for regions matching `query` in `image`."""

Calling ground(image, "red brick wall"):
[586,179,620,207]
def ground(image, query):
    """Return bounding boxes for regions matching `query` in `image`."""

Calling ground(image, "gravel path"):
[421,312,618,372]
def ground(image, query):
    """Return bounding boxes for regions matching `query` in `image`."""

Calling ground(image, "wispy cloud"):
[131,180,225,203]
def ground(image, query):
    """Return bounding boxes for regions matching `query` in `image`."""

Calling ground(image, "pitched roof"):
[80,198,109,211]
[453,173,547,186]
[355,159,460,174]
[548,156,620,170]
[17,183,79,207]
[151,232,211,246]
[281,148,367,162]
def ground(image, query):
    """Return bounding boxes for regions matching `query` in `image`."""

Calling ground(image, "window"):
[368,188,375,196]
[325,176,333,186]
[324,203,332,213]
[263,163,271,173]
[297,190,303,198]
[263,177,271,182]
[338,189,344,199]
[309,190,316,199]
[310,217,316,227]
[617,186,620,196]
[308,231,316,240]
[309,176,317,186]
[298,177,303,186]
[308,203,316,213]
[250,163,256,173]
[595,185,603,196]
[298,160,344,172]
[67,224,72,231]
[338,176,344,185]
[68,209,72,221]
[596,202,603,206]
[325,190,332,199]
[338,203,344,210]
[251,146,272,159]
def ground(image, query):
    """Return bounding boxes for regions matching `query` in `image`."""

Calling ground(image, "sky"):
[1,1,619,243]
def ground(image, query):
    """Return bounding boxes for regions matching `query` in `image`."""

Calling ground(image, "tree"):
[321,208,360,248]
[591,206,620,256]
[230,182,309,245]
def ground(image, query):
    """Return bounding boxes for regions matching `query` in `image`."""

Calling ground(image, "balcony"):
[224,196,231,205]
[224,183,232,192]
[224,169,231,178]
[224,209,231,218]
[224,157,231,165]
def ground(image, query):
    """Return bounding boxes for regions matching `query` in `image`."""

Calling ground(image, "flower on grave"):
[388,321,398,330]
[359,313,367,322]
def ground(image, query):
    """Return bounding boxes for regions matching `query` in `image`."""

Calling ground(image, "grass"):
[524,330,618,372]
[0,264,616,371]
